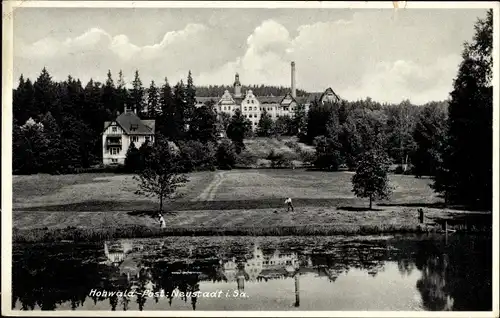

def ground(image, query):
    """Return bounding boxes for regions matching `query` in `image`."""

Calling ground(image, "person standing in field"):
[158,213,166,228]
[285,197,294,212]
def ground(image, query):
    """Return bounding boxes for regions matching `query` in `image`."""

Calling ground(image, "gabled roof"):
[103,111,155,135]
[320,87,341,103]
[306,92,324,103]
[258,96,283,104]
[279,93,295,106]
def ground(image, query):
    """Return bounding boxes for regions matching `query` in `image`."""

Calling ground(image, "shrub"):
[299,150,316,166]
[216,139,237,170]
[177,140,216,172]
[124,142,141,173]
[393,164,414,175]
[235,151,258,167]
[267,150,291,168]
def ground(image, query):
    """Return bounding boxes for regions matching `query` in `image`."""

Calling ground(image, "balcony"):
[106,138,122,146]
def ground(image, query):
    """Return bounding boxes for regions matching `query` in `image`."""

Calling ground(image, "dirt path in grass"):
[192,171,227,202]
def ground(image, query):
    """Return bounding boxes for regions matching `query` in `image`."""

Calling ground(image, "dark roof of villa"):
[103,111,155,135]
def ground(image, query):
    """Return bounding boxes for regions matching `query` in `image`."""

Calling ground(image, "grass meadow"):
[12,169,491,242]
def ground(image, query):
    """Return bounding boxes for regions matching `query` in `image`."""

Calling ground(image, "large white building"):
[195,61,341,131]
[102,109,155,165]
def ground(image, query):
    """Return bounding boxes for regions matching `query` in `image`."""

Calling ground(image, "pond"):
[12,234,492,311]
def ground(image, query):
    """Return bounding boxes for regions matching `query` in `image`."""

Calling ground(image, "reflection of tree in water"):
[12,243,104,310]
[415,242,453,311]
[306,240,389,279]
[397,258,415,277]
[413,235,492,311]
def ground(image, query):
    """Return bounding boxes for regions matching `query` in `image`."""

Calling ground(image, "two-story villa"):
[102,108,155,165]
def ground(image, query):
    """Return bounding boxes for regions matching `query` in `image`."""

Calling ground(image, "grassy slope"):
[243,137,314,158]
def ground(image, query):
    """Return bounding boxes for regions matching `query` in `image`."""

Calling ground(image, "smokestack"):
[291,61,296,98]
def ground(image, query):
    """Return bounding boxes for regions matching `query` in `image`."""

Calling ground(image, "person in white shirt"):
[285,197,294,212]
[158,213,166,228]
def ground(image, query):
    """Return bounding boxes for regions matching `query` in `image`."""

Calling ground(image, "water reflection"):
[12,234,491,311]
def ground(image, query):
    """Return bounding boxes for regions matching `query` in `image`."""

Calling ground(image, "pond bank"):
[13,219,490,243]
[12,205,491,243]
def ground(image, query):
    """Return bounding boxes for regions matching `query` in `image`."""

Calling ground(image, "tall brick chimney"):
[291,61,296,98]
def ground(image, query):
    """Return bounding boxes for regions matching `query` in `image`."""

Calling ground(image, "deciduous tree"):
[351,149,392,209]
[134,137,189,213]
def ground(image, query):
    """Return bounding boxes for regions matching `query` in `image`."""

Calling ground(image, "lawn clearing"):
[12,168,489,241]
[13,171,215,210]
[13,169,441,211]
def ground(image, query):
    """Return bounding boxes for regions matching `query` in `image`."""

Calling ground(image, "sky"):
[12,6,488,104]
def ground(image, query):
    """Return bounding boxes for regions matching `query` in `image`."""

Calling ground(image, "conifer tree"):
[227,109,251,154]
[173,80,187,140]
[33,67,55,116]
[131,70,145,116]
[256,109,273,137]
[158,77,176,139]
[432,9,492,209]
[185,70,197,124]
[147,80,159,118]
[116,70,128,113]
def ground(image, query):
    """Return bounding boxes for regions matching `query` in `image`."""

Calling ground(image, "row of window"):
[244,114,287,120]
[129,136,152,143]
[109,147,122,155]
[262,260,294,265]
[219,106,297,112]
[111,126,142,134]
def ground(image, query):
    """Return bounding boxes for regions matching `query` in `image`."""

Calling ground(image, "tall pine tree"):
[256,109,273,137]
[158,77,176,139]
[227,109,251,154]
[433,10,492,209]
[33,67,55,117]
[116,70,128,113]
[147,80,159,119]
[13,75,36,124]
[173,80,187,140]
[185,70,197,127]
[101,70,117,118]
[130,70,145,116]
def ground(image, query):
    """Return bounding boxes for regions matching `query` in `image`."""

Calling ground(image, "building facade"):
[102,109,155,165]
[195,62,341,131]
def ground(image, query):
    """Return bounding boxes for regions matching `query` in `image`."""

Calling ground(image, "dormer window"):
[130,124,138,132]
